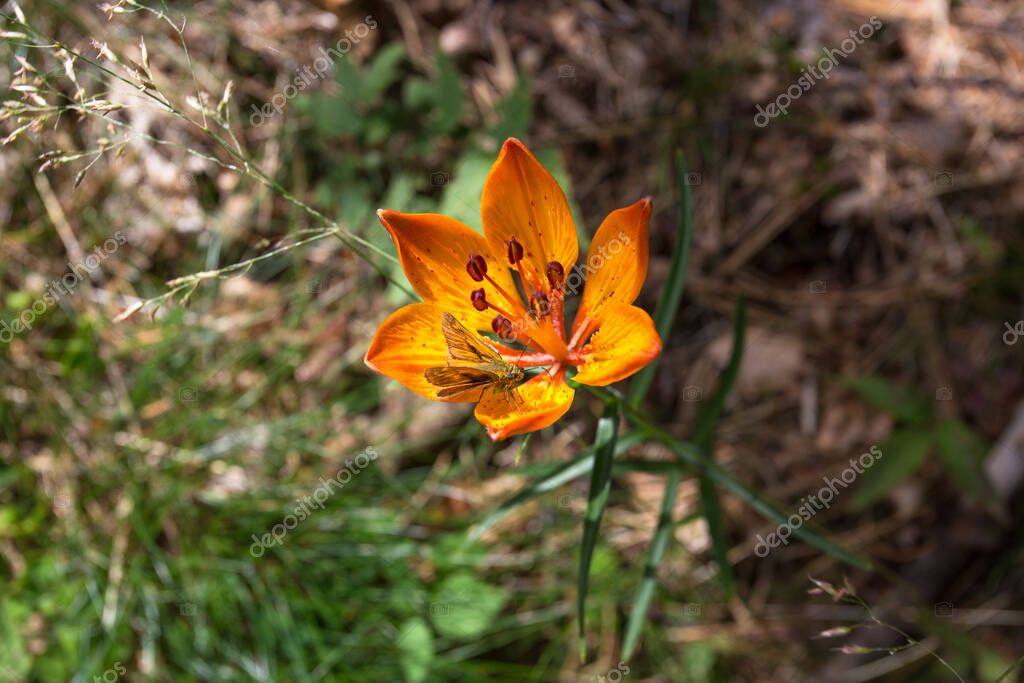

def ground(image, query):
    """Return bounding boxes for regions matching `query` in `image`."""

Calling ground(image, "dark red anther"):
[471,288,488,311]
[546,261,564,289]
[466,253,487,282]
[492,314,514,339]
[506,237,524,265]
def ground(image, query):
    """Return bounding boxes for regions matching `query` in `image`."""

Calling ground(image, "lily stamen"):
[471,288,515,320]
[546,261,566,341]
[506,236,545,300]
[466,252,526,314]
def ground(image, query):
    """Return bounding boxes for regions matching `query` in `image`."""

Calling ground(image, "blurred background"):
[2,0,1024,681]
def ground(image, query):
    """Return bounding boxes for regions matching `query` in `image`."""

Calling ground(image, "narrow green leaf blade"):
[577,400,619,659]
[627,151,694,406]
[934,419,995,502]
[843,376,933,424]
[490,75,532,141]
[364,42,406,100]
[621,470,680,660]
[692,296,746,446]
[431,50,463,134]
[691,296,746,599]
[851,429,932,510]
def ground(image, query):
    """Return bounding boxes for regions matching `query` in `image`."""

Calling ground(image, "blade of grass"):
[578,399,619,659]
[620,469,680,660]
[691,295,747,600]
[627,151,694,407]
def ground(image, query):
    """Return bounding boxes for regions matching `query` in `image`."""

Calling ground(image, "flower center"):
[464,237,571,362]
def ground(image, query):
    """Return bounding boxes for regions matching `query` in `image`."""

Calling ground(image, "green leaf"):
[333,53,365,101]
[844,376,933,424]
[620,470,680,660]
[431,51,463,134]
[692,296,746,447]
[628,151,694,406]
[934,419,995,503]
[302,93,363,137]
[438,150,493,231]
[690,296,746,600]
[578,400,619,659]
[490,76,532,141]
[363,43,405,101]
[402,76,433,109]
[851,430,932,510]
[685,642,717,680]
[397,618,433,683]
[429,572,507,640]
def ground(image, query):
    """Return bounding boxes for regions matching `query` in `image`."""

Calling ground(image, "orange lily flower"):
[365,138,662,440]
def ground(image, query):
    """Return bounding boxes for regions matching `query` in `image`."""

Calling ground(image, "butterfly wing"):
[439,312,503,364]
[424,366,500,399]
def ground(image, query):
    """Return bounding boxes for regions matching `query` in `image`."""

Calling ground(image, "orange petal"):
[571,197,652,338]
[365,302,477,403]
[572,303,662,387]
[377,210,521,330]
[474,370,575,440]
[481,138,578,284]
